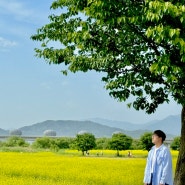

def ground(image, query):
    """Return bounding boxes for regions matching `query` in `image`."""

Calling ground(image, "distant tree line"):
[0,132,180,155]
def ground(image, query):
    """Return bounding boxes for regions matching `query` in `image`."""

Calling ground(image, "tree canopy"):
[140,132,153,151]
[109,132,132,156]
[75,132,96,155]
[31,1,185,184]
[31,0,185,114]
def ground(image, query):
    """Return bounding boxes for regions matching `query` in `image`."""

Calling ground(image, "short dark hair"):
[153,130,166,142]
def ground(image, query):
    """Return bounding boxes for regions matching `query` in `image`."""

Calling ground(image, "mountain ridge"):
[88,114,181,136]
[0,115,180,139]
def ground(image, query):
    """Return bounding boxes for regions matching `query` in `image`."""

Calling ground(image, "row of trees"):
[0,132,180,156]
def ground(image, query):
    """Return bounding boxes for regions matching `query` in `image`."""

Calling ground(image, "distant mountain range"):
[0,115,181,139]
[89,114,181,136]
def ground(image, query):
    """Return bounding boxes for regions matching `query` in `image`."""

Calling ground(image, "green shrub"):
[32,137,53,149]
[130,139,143,150]
[170,136,180,150]
[0,141,4,147]
[95,137,110,149]
[4,136,29,147]
[55,138,70,149]
[32,137,75,150]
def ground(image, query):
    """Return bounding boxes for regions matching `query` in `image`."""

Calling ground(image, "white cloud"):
[0,37,17,48]
[0,0,53,41]
[0,0,53,25]
[0,0,32,19]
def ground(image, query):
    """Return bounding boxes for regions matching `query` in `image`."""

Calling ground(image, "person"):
[128,151,132,157]
[143,130,173,185]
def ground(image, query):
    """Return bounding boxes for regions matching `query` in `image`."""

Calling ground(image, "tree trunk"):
[174,106,185,185]
[117,150,119,156]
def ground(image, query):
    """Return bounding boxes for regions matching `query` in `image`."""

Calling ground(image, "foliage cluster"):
[32,137,75,151]
[108,132,133,156]
[140,132,153,151]
[75,132,96,155]
[0,136,29,147]
[170,136,180,150]
[31,0,185,114]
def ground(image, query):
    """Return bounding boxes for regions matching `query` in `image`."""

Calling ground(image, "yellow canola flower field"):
[0,150,178,185]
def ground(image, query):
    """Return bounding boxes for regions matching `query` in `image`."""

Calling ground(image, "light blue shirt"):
[143,144,173,185]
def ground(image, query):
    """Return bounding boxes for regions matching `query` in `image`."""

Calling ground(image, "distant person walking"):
[143,130,173,185]
[128,151,132,157]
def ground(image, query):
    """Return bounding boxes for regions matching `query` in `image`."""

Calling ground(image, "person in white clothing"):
[143,130,173,185]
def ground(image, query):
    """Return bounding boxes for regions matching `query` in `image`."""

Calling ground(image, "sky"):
[0,0,181,130]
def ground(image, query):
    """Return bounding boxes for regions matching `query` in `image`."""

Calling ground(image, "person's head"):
[152,130,166,145]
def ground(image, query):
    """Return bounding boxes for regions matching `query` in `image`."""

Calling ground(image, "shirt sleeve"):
[143,151,152,183]
[159,149,172,184]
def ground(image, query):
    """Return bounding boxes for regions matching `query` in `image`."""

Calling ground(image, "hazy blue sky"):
[0,0,181,129]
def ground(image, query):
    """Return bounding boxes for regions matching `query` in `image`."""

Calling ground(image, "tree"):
[140,132,153,151]
[109,132,132,156]
[170,136,180,151]
[75,132,96,155]
[31,1,185,184]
